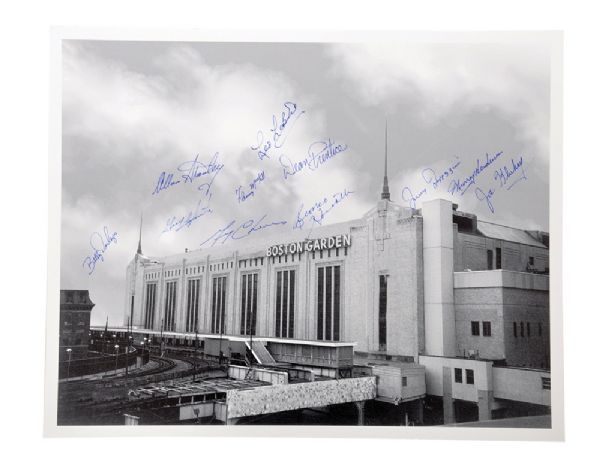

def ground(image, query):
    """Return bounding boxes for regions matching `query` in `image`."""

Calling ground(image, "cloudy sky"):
[61,38,551,326]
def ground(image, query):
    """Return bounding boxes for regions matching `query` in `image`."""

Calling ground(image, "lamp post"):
[194,326,199,381]
[66,348,72,380]
[114,344,120,375]
[249,305,254,368]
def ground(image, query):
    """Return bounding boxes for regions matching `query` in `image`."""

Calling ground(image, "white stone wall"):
[226,376,376,419]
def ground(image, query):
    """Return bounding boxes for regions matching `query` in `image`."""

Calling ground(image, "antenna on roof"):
[381,119,391,201]
[137,212,143,255]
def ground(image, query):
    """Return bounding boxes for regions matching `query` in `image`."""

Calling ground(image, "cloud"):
[327,42,550,158]
[61,42,371,324]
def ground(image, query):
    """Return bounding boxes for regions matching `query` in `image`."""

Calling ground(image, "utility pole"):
[160,318,164,356]
[194,325,199,381]
[125,317,130,378]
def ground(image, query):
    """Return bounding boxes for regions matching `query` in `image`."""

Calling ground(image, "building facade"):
[124,196,549,370]
[59,289,95,361]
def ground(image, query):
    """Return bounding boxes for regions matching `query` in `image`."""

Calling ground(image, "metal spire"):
[381,120,391,200]
[136,212,143,255]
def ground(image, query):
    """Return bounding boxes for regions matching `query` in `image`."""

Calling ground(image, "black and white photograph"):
[46,30,563,438]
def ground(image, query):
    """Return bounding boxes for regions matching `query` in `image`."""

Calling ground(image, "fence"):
[59,347,149,379]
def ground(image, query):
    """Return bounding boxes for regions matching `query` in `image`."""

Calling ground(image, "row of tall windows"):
[164,281,177,331]
[144,283,156,329]
[513,321,543,338]
[186,278,201,333]
[316,265,341,341]
[241,273,258,336]
[275,270,295,338]
[143,266,343,341]
[211,276,227,334]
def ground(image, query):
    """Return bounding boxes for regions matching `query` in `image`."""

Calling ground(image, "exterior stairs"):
[245,340,276,365]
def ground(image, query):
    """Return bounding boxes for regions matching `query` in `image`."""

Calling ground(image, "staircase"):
[245,341,276,365]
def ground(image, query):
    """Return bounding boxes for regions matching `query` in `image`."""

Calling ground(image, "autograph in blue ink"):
[448,151,503,196]
[400,158,461,208]
[475,187,496,213]
[476,156,527,213]
[279,138,348,180]
[422,157,461,189]
[401,187,427,209]
[152,152,224,199]
[493,156,527,190]
[82,227,118,276]
[251,101,305,160]
[294,188,354,230]
[199,215,287,248]
[235,170,265,203]
[162,200,213,234]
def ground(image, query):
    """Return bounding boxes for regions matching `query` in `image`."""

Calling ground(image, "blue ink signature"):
[199,215,288,248]
[251,102,305,160]
[152,153,224,199]
[401,187,427,209]
[475,187,496,213]
[279,138,348,180]
[294,188,354,230]
[422,157,461,190]
[82,227,118,276]
[235,170,266,203]
[448,151,503,196]
[476,156,527,214]
[493,156,527,191]
[162,199,213,234]
[152,172,180,195]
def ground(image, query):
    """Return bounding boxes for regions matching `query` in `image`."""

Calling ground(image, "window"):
[466,369,475,385]
[130,295,135,324]
[520,321,525,337]
[275,270,295,338]
[211,276,227,334]
[471,321,480,336]
[542,377,551,390]
[482,321,492,337]
[513,321,517,337]
[527,322,531,337]
[454,368,462,383]
[164,281,177,332]
[317,265,341,341]
[186,278,201,333]
[402,376,407,387]
[378,275,388,351]
[144,283,157,329]
[529,256,534,266]
[495,247,502,269]
[240,273,258,336]
[487,250,493,270]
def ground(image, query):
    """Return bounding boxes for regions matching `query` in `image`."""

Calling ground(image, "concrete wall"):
[419,355,492,403]
[228,365,288,385]
[492,367,551,406]
[423,199,456,357]
[454,271,550,369]
[454,287,506,361]
[454,232,549,273]
[130,205,424,359]
[502,288,550,368]
[345,207,423,358]
[226,376,376,419]
[371,364,426,402]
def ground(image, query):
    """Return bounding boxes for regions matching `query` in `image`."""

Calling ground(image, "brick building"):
[59,290,94,361]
